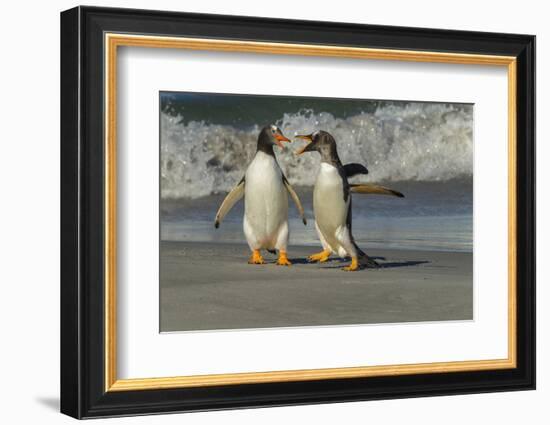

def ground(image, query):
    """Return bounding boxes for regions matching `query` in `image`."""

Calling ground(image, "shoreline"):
[160,233,474,254]
[160,180,473,252]
[160,241,473,332]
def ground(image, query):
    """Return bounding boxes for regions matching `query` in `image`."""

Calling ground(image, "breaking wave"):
[160,103,473,199]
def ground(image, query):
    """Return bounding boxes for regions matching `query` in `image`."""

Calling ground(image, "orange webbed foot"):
[248,250,265,265]
[276,251,292,266]
[308,250,331,263]
[342,257,359,271]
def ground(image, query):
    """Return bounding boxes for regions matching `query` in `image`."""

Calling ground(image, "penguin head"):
[295,130,338,161]
[258,125,291,151]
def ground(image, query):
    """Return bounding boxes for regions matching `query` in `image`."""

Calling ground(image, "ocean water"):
[161,180,472,252]
[160,93,473,252]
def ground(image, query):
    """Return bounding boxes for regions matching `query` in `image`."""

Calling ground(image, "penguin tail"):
[267,249,277,255]
[355,243,380,268]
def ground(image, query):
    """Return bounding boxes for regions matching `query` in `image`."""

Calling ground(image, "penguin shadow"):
[270,253,430,270]
[314,257,430,270]
[262,252,310,265]
[287,257,313,265]
[376,259,430,269]
[284,255,389,266]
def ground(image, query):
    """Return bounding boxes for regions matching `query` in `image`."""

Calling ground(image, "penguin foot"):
[276,251,292,266]
[248,250,265,265]
[342,257,359,272]
[308,250,331,263]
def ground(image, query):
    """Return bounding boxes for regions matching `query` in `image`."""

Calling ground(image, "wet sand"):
[160,241,473,332]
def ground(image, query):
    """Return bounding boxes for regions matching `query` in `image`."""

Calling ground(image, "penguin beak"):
[295,134,313,155]
[274,132,291,148]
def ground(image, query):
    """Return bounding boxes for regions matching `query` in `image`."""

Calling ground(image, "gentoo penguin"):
[215,125,307,266]
[295,131,403,271]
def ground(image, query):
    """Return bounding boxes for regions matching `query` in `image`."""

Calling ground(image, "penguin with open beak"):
[215,125,307,266]
[296,130,404,271]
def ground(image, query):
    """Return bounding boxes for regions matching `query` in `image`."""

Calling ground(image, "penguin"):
[215,125,307,266]
[295,130,404,271]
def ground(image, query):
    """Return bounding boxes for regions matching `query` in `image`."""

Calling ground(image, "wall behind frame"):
[0,1,543,424]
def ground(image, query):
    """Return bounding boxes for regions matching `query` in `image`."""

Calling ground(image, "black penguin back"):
[256,126,275,157]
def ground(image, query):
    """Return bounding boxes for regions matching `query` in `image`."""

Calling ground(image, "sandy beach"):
[160,241,473,332]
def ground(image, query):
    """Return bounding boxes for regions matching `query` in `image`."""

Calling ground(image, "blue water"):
[160,93,473,252]
[161,180,472,253]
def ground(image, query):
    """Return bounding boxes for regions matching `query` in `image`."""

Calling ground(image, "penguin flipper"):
[283,176,307,225]
[343,163,369,177]
[214,177,245,228]
[350,184,404,198]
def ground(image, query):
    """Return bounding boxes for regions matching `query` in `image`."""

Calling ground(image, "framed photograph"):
[60,6,535,419]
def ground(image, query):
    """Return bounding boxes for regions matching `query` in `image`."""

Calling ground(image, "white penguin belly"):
[313,163,350,256]
[243,152,289,250]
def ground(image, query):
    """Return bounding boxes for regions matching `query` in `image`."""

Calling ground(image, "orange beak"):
[294,134,313,155]
[274,133,291,148]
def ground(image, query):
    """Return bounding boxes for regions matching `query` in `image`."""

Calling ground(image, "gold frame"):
[104,33,517,392]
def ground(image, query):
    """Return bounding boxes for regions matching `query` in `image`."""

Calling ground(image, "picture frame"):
[60,5,535,419]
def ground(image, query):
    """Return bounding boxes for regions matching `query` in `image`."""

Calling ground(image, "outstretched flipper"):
[214,177,245,228]
[343,163,369,178]
[350,184,404,198]
[283,176,307,225]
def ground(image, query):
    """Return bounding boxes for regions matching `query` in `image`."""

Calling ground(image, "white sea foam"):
[160,103,473,199]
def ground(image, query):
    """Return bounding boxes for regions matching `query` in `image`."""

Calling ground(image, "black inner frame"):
[60,6,535,419]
